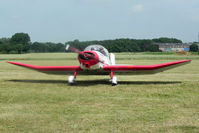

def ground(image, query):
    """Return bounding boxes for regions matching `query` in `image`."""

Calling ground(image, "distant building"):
[156,43,191,52]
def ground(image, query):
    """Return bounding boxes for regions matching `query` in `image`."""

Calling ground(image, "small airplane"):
[8,44,191,85]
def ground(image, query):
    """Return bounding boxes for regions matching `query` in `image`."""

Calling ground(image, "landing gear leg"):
[68,71,77,85]
[110,71,117,86]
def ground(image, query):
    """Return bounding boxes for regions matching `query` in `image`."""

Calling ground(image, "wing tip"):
[7,61,26,65]
[7,61,37,69]
[183,60,192,63]
[7,61,17,65]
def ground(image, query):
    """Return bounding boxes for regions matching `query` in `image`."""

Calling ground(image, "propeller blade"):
[66,44,82,54]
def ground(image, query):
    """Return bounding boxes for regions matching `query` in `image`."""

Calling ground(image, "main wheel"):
[111,76,117,86]
[68,76,75,85]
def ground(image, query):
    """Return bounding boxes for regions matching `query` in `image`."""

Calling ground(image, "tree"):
[0,43,12,53]
[11,33,30,45]
[137,39,153,52]
[146,44,159,52]
[31,42,41,52]
[15,44,23,54]
[10,33,31,53]
[190,43,198,52]
[0,38,10,44]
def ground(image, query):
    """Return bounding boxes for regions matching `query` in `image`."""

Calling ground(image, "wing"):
[8,62,82,75]
[103,60,191,75]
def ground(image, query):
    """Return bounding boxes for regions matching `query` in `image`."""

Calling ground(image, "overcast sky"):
[0,0,199,43]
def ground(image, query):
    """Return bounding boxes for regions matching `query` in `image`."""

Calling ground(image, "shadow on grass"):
[8,79,181,86]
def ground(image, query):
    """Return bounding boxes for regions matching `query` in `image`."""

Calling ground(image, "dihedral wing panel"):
[7,62,82,75]
[102,60,191,75]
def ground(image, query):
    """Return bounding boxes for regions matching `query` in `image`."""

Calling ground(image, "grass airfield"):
[0,53,199,133]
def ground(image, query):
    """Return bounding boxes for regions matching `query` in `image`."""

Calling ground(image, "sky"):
[0,0,199,43]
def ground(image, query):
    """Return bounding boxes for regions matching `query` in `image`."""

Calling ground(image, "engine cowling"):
[78,51,99,68]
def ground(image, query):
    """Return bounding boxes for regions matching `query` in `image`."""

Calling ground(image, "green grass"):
[143,52,175,55]
[0,53,199,133]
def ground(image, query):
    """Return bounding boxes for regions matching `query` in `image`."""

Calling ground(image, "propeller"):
[66,45,102,62]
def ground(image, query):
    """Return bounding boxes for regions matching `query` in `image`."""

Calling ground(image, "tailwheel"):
[111,76,117,86]
[68,75,76,85]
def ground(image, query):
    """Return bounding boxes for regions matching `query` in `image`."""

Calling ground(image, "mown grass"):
[0,53,199,133]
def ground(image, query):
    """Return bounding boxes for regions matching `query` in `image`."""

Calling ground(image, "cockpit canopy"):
[84,45,109,56]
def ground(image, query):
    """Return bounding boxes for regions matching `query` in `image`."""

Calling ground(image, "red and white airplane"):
[8,44,191,85]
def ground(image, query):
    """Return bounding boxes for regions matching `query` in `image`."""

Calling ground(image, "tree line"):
[1,32,197,54]
[0,33,65,54]
[67,38,182,53]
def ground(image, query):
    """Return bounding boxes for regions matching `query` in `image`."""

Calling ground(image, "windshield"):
[84,45,109,56]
